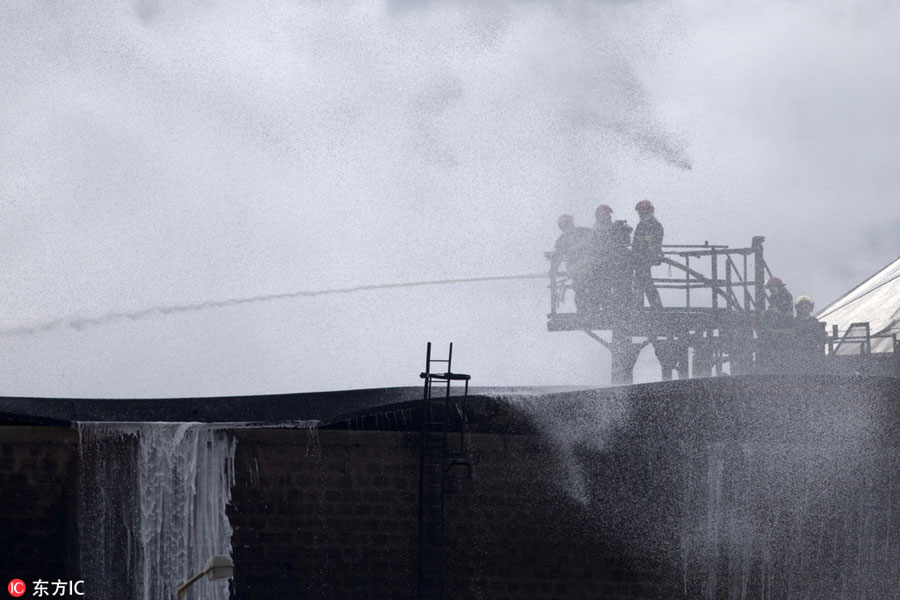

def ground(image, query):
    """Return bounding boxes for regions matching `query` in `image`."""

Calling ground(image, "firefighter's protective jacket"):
[767,287,794,318]
[552,227,596,277]
[632,216,664,264]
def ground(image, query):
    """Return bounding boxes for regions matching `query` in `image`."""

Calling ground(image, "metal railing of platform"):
[545,236,769,320]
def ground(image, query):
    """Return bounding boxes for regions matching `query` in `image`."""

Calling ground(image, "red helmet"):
[595,204,613,218]
[764,277,784,289]
[635,199,654,213]
[557,214,574,230]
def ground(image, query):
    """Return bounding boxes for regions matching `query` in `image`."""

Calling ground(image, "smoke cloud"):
[1,0,898,396]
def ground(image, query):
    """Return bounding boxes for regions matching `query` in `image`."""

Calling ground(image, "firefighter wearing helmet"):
[594,205,633,247]
[793,295,826,371]
[592,205,633,312]
[551,214,598,315]
[594,204,613,222]
[764,276,794,319]
[757,276,795,373]
[794,295,814,318]
[631,200,664,309]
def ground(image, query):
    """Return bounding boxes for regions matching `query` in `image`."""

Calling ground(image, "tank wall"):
[3,376,900,600]
[227,428,679,600]
[0,427,79,586]
[228,429,420,599]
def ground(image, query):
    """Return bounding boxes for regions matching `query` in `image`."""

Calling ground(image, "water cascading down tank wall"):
[77,423,235,600]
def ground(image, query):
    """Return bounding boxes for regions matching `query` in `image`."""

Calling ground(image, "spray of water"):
[509,389,631,504]
[78,423,236,600]
[509,382,900,598]
[0,273,545,337]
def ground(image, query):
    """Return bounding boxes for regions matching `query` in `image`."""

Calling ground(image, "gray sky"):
[1,0,898,397]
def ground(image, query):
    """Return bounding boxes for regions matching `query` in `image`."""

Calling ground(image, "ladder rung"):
[425,373,471,381]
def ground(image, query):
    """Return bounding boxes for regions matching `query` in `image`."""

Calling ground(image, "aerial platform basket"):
[546,236,771,383]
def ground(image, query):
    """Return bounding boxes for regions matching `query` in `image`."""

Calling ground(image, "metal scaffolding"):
[546,236,772,383]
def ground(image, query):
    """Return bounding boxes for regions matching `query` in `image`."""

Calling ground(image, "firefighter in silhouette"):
[631,200,664,309]
[794,295,817,321]
[551,214,598,315]
[758,277,795,371]
[764,277,794,321]
[593,205,632,312]
[793,295,826,371]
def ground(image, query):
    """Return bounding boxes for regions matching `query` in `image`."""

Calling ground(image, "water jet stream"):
[1,273,547,337]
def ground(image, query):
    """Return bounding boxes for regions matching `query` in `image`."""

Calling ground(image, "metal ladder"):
[417,342,471,600]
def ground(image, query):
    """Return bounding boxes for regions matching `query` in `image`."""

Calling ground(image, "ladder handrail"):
[417,342,471,600]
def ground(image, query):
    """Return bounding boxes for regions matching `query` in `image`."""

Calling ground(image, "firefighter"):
[793,295,826,370]
[758,277,794,372]
[593,204,615,246]
[593,205,632,312]
[794,295,816,320]
[764,277,794,320]
[594,205,633,248]
[631,200,664,309]
[551,214,598,315]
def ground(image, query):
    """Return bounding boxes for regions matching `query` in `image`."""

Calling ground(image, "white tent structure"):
[817,256,900,354]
